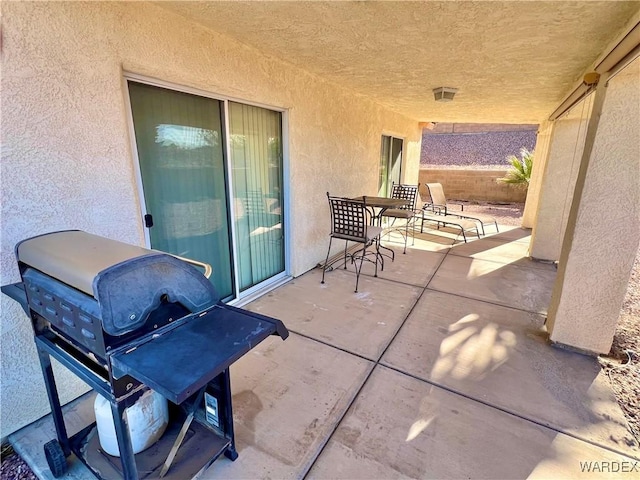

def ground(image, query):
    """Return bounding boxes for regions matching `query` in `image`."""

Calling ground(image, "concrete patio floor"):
[10,226,640,479]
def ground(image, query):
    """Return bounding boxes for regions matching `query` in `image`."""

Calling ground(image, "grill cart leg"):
[222,369,238,461]
[37,347,71,457]
[110,400,139,480]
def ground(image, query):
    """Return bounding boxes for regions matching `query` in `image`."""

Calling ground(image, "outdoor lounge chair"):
[424,182,499,235]
[381,183,419,254]
[419,210,480,243]
[321,193,383,292]
[412,191,479,243]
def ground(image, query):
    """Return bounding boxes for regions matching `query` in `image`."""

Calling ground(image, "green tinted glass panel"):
[128,81,234,298]
[390,137,403,187]
[378,136,391,196]
[229,102,285,291]
[379,135,403,196]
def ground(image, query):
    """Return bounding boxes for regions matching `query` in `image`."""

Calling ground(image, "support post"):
[529,99,594,261]
[547,61,640,353]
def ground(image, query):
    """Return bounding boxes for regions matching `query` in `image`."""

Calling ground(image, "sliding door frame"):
[379,132,405,196]
[122,72,291,303]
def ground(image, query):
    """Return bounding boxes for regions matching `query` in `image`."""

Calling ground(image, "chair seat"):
[422,213,477,231]
[381,209,414,219]
[460,212,496,223]
[333,225,382,243]
[366,225,383,241]
[434,210,497,235]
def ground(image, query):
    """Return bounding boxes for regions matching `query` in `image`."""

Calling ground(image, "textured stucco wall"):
[0,2,421,436]
[522,121,553,228]
[547,60,640,353]
[418,169,527,203]
[529,98,593,261]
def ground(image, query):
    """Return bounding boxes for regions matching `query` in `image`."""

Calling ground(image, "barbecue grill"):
[2,230,289,480]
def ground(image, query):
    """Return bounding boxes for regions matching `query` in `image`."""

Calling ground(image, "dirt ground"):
[599,253,640,441]
[1,203,638,477]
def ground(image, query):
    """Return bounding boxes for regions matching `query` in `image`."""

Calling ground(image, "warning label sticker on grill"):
[204,393,219,428]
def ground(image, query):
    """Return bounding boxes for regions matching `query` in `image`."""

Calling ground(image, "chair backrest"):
[326,194,368,243]
[425,183,447,207]
[390,184,418,210]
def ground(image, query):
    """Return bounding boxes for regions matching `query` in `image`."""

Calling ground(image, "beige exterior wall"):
[521,121,553,229]
[418,169,527,203]
[529,98,593,261]
[0,2,421,436]
[547,60,640,354]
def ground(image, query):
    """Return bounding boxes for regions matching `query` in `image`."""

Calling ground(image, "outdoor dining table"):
[351,196,411,226]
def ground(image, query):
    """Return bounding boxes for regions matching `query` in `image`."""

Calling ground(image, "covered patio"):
[2,1,639,478]
[11,227,639,478]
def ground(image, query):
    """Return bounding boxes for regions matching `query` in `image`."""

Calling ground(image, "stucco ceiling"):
[157,1,639,124]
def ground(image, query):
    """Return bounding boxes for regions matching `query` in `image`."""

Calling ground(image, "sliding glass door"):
[127,80,285,301]
[229,102,284,292]
[378,135,403,196]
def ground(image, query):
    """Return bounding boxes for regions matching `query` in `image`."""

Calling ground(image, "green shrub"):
[497,148,533,188]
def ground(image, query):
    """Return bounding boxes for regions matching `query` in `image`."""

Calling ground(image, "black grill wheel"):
[44,439,67,478]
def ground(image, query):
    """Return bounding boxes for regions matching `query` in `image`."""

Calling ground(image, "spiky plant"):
[497,148,534,188]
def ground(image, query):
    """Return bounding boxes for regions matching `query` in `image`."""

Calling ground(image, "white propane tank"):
[94,389,169,457]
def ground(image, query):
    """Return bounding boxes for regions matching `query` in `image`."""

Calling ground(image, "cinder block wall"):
[419,169,527,203]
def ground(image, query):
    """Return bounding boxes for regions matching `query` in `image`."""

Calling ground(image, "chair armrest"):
[422,203,446,215]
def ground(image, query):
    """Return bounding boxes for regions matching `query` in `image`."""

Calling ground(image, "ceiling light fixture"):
[433,87,458,102]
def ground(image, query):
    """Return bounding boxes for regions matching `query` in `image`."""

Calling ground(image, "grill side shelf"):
[1,282,28,315]
[109,305,285,405]
[222,304,289,340]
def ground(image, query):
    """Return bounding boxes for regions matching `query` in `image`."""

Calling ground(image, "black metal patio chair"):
[321,194,383,292]
[380,183,419,254]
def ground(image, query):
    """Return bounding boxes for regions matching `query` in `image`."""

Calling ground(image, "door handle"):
[144,214,154,228]
[169,255,213,279]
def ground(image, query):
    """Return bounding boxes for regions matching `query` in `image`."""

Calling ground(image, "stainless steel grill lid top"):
[17,230,220,336]
[17,231,155,296]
